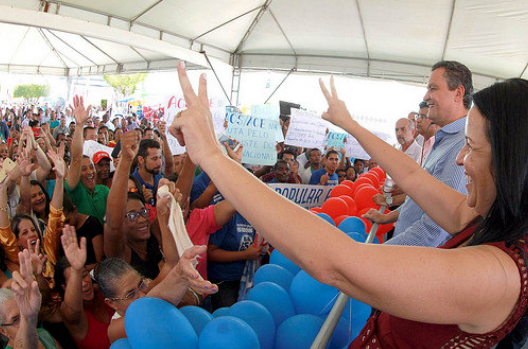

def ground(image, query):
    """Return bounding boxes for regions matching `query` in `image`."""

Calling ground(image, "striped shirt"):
[386,117,468,247]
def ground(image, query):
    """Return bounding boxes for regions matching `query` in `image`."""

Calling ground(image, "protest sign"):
[268,183,333,209]
[284,109,327,150]
[344,130,391,159]
[251,104,284,143]
[83,140,116,171]
[326,131,347,150]
[226,112,279,166]
[164,95,226,155]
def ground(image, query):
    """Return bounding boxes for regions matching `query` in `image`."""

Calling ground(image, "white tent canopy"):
[0,0,527,92]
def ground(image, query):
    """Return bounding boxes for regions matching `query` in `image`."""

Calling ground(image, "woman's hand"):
[71,96,92,125]
[17,152,35,177]
[170,245,218,294]
[61,225,87,272]
[169,62,223,167]
[27,239,46,277]
[11,249,41,323]
[319,76,355,129]
[47,145,66,179]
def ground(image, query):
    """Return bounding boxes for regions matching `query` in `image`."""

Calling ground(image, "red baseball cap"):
[92,151,111,164]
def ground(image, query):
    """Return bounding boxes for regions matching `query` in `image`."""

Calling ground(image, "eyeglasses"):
[1,314,20,326]
[338,174,346,177]
[108,278,148,302]
[124,208,150,222]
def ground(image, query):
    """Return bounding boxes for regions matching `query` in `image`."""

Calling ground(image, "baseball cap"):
[92,151,111,164]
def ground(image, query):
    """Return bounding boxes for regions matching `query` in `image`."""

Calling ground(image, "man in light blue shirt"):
[385,61,473,247]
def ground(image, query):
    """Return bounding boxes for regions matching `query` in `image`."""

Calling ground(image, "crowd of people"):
[0,57,525,349]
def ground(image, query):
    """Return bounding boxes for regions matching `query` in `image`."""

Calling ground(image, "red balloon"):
[354,187,381,211]
[356,207,371,217]
[352,182,374,196]
[330,185,354,198]
[377,222,395,241]
[339,195,358,216]
[334,215,350,226]
[340,180,355,189]
[362,173,380,187]
[309,207,322,213]
[367,170,381,182]
[321,197,349,219]
[354,176,375,188]
[370,167,386,179]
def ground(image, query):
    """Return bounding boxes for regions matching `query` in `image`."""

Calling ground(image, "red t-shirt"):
[185,205,221,280]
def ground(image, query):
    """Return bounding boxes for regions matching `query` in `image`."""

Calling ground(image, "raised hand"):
[169,62,222,167]
[47,147,66,179]
[319,76,354,129]
[120,130,140,162]
[224,141,243,163]
[27,239,46,276]
[71,95,92,125]
[17,152,35,177]
[170,246,218,295]
[61,225,86,272]
[11,249,41,322]
[158,120,167,140]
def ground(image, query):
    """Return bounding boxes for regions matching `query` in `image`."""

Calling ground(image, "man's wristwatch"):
[386,197,393,207]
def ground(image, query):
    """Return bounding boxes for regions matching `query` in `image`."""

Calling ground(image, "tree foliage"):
[103,73,147,98]
[13,84,50,101]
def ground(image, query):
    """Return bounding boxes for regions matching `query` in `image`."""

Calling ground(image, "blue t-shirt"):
[132,168,162,205]
[309,168,338,186]
[190,172,211,204]
[207,213,256,281]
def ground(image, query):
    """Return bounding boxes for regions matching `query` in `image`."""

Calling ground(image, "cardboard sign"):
[284,109,327,150]
[344,130,391,159]
[226,112,279,165]
[326,131,347,149]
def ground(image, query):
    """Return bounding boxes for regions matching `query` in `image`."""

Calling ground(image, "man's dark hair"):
[98,125,108,132]
[83,126,95,138]
[137,138,161,159]
[419,101,429,109]
[29,120,39,127]
[325,150,338,159]
[144,127,153,133]
[279,149,296,160]
[273,159,289,171]
[431,61,473,109]
[308,148,321,157]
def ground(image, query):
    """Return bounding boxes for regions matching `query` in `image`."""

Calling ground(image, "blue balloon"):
[337,217,366,235]
[270,249,301,275]
[327,316,354,349]
[199,316,260,349]
[125,297,197,349]
[341,297,371,340]
[247,281,295,326]
[254,264,295,291]
[213,307,230,318]
[180,306,214,337]
[110,338,133,349]
[316,213,336,226]
[289,270,339,316]
[274,314,324,349]
[228,300,276,349]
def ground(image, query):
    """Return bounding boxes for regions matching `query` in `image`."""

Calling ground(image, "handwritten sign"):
[251,104,284,143]
[164,95,226,155]
[285,109,327,150]
[83,140,116,171]
[226,112,279,165]
[268,183,332,209]
[344,130,391,159]
[326,132,347,149]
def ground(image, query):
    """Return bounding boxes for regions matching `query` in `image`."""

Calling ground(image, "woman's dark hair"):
[62,194,76,214]
[30,180,50,218]
[11,214,42,240]
[470,78,528,348]
[469,78,528,246]
[53,256,71,297]
[127,175,144,197]
[94,258,136,299]
[127,191,145,205]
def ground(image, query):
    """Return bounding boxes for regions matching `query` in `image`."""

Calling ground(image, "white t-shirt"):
[399,140,422,163]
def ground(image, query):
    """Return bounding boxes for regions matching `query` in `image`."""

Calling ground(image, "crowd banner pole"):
[311,177,393,349]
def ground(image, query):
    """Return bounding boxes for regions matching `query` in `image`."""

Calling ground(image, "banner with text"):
[268,183,333,209]
[285,109,328,150]
[226,112,279,165]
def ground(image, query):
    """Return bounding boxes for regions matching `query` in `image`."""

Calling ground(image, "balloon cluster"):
[309,167,394,242]
[110,169,389,349]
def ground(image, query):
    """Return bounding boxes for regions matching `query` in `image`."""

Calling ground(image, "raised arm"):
[318,77,477,233]
[155,179,181,267]
[66,96,91,190]
[0,167,20,264]
[16,148,35,215]
[158,121,175,176]
[168,64,518,334]
[59,225,89,337]
[104,131,138,258]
